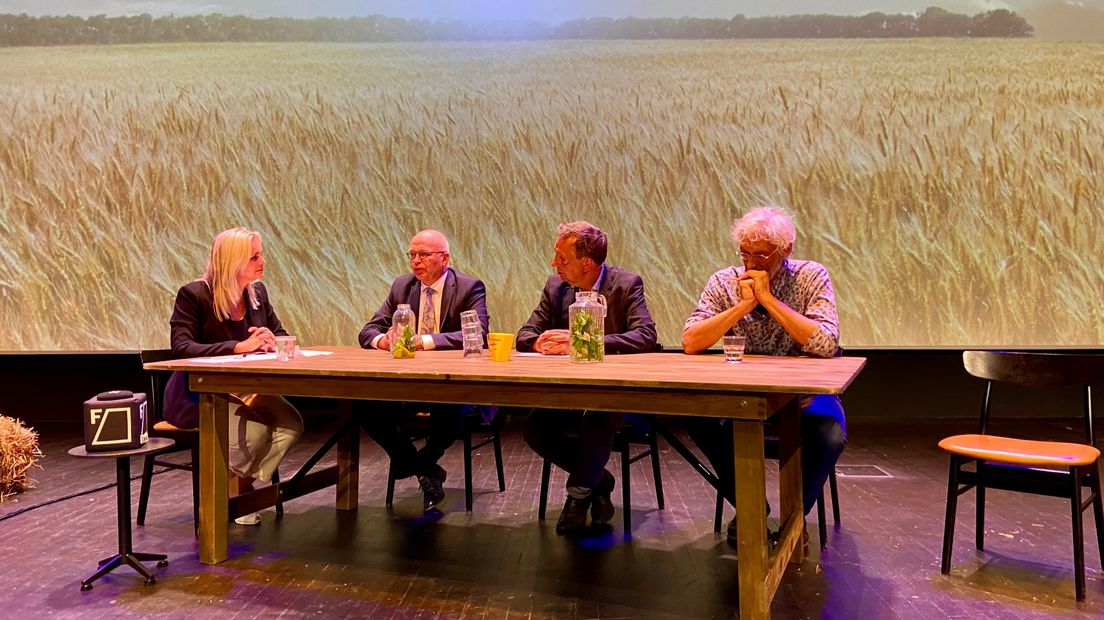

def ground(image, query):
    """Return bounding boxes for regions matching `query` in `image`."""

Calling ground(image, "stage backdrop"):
[1,2,1102,351]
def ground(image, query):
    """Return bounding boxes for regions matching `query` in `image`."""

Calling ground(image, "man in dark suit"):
[517,221,658,534]
[358,229,489,511]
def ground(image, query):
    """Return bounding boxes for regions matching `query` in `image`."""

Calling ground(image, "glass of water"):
[722,335,746,363]
[275,335,298,362]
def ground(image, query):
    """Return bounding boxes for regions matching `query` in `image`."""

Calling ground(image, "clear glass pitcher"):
[569,291,606,363]
[390,303,417,359]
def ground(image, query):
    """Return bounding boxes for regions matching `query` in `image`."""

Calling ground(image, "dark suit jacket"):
[358,267,489,350]
[163,280,288,429]
[515,265,658,354]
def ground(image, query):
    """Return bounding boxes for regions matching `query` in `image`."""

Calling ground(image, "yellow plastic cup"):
[487,332,515,362]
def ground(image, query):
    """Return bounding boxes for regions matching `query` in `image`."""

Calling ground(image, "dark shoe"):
[417,464,447,512]
[556,496,591,535]
[728,520,806,553]
[590,494,615,525]
[590,470,615,525]
[767,527,810,554]
[727,502,773,547]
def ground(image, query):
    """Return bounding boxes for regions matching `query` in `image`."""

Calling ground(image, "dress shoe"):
[556,496,591,535]
[417,464,447,512]
[730,519,809,553]
[590,470,616,525]
[727,502,772,546]
[768,527,811,553]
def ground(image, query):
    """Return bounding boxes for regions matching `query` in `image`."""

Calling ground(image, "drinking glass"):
[722,335,745,364]
[275,335,298,362]
[461,310,483,357]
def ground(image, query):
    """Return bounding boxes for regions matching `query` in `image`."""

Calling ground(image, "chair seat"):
[939,434,1100,467]
[152,420,196,433]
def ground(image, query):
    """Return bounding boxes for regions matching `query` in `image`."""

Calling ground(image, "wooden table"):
[146,347,865,619]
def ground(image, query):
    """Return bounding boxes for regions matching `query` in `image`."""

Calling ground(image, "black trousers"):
[523,409,626,491]
[357,401,464,480]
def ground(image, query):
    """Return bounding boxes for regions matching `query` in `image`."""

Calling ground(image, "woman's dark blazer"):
[163,280,287,429]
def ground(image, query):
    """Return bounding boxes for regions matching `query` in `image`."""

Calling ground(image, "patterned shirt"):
[685,259,840,359]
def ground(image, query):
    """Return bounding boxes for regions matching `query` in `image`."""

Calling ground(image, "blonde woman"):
[164,227,303,526]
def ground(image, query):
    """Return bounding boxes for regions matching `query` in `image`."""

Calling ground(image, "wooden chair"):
[538,414,665,533]
[385,405,506,511]
[940,351,1104,601]
[136,349,281,533]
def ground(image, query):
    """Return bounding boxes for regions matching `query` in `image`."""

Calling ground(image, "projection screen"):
[0,1,1101,351]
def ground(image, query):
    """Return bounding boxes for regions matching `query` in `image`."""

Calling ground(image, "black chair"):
[538,414,665,533]
[385,405,505,511]
[136,349,281,533]
[939,351,1104,601]
[649,417,840,547]
[712,442,840,548]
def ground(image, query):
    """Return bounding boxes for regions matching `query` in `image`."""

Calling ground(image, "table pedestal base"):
[82,552,168,590]
[79,454,169,590]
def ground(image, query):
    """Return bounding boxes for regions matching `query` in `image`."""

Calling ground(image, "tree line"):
[0,7,1033,48]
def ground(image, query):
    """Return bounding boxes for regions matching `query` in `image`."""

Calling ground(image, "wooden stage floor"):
[1,416,1101,619]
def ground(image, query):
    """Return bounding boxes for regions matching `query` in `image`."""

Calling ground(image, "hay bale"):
[0,415,43,501]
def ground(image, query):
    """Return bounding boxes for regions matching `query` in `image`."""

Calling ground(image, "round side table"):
[68,437,175,590]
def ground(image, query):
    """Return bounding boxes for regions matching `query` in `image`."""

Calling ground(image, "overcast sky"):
[0,1,1083,21]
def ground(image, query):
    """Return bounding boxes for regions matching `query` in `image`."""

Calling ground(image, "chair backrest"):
[962,350,1104,444]
[963,351,1104,389]
[140,349,175,423]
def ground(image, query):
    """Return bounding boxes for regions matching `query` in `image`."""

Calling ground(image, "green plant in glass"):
[392,325,417,359]
[569,311,604,362]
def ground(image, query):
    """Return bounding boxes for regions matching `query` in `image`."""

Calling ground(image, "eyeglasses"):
[407,250,447,261]
[739,248,780,263]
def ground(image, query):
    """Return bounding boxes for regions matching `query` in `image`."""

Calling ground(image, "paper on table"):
[188,350,334,364]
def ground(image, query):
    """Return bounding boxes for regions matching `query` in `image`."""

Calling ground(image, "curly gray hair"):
[730,206,796,249]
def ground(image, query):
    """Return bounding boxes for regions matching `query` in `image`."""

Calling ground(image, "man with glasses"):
[516,221,658,535]
[681,206,846,545]
[357,229,489,511]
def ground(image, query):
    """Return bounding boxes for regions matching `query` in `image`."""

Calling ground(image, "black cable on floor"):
[0,465,180,523]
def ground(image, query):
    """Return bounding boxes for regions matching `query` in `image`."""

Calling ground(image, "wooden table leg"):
[199,392,229,565]
[776,399,805,565]
[733,418,769,620]
[335,400,359,511]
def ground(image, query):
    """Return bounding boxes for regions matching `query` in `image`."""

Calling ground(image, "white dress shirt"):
[370,270,450,351]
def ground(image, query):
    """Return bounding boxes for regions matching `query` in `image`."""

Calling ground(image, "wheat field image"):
[0,39,1101,351]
